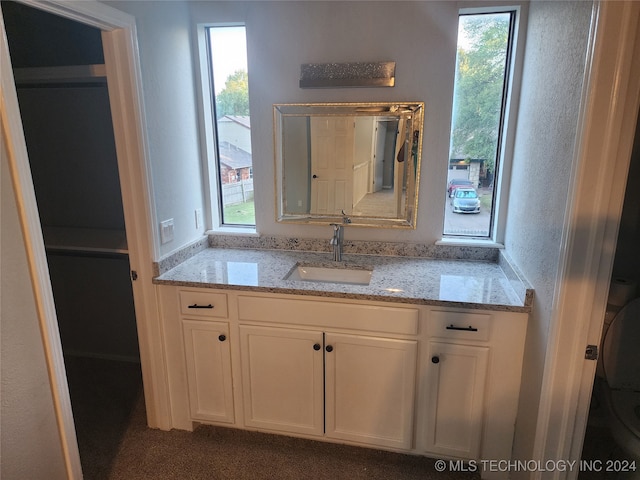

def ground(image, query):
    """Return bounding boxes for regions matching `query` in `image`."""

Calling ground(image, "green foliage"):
[451,15,510,171]
[216,70,249,119]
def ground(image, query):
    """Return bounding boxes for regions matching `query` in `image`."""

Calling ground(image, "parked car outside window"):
[451,188,481,214]
[447,179,475,197]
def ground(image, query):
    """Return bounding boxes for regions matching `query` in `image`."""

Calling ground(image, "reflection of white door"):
[310,117,355,215]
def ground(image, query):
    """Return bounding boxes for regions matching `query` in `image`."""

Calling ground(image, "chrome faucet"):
[330,223,344,261]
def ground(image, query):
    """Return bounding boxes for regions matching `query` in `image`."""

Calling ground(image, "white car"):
[451,188,481,214]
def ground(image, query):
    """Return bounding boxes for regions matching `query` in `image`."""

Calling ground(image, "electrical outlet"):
[297,200,303,207]
[160,219,174,244]
[195,209,203,230]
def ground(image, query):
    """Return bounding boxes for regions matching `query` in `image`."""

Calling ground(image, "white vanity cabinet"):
[418,307,528,470]
[423,341,489,458]
[159,287,235,428]
[239,325,325,436]
[237,295,419,450]
[158,285,528,479]
[324,332,417,449]
[182,319,234,424]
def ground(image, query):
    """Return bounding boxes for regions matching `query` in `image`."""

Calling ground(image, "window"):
[444,11,515,238]
[206,25,255,227]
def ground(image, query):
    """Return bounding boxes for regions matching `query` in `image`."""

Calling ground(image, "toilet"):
[600,297,640,462]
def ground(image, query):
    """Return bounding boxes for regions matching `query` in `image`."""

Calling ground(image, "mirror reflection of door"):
[351,117,400,218]
[310,116,355,215]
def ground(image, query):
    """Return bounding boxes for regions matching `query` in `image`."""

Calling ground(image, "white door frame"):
[1,1,170,478]
[532,2,640,478]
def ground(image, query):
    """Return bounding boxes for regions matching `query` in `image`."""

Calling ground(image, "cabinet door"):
[239,325,324,436]
[424,342,489,458]
[324,333,418,449]
[182,320,234,424]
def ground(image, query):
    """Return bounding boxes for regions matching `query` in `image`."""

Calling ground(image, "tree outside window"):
[445,12,513,238]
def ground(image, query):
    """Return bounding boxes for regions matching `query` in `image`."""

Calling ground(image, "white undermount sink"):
[285,265,373,286]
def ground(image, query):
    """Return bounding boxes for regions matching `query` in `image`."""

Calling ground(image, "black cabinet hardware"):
[446,324,478,332]
[188,304,214,309]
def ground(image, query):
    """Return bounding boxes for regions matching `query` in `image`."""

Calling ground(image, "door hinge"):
[585,345,598,360]
[131,270,138,281]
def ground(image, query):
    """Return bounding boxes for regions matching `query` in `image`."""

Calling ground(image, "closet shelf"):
[13,64,106,84]
[43,227,127,255]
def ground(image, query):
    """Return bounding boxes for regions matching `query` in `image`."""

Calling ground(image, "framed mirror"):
[274,102,424,228]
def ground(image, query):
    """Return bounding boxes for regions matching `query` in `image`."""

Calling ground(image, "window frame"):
[440,4,526,246]
[195,22,257,234]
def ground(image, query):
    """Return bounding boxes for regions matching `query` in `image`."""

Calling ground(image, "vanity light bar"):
[299,61,395,88]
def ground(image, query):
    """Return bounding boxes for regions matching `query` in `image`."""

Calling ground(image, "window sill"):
[436,237,504,249]
[206,226,258,236]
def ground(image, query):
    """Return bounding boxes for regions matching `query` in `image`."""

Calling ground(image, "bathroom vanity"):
[155,247,531,479]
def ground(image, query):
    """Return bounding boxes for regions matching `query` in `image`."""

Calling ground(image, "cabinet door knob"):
[218,334,226,342]
[313,343,321,351]
[326,345,334,353]
[431,355,440,364]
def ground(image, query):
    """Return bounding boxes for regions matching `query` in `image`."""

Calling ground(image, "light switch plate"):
[195,209,203,229]
[160,219,174,244]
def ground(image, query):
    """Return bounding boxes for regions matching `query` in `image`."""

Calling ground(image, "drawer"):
[428,309,491,341]
[179,290,228,318]
[237,295,418,335]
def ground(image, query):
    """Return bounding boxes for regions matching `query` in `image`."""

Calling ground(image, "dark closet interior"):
[2,2,143,477]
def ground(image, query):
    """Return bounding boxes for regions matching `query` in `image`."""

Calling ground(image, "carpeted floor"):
[65,356,481,480]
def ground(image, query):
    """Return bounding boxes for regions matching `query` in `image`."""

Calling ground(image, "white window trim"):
[194,22,257,235]
[442,3,527,245]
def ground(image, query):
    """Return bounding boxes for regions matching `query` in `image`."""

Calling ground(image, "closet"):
[3,2,143,474]
[2,3,139,362]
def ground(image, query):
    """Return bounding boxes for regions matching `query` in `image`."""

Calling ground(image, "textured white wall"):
[1,140,67,480]
[504,1,594,469]
[106,0,206,258]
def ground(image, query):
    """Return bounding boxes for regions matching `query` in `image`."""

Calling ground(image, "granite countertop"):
[154,247,532,313]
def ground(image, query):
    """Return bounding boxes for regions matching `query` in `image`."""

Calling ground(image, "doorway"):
[579,108,640,478]
[2,2,144,476]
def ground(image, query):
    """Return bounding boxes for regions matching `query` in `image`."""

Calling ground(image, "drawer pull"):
[188,303,214,309]
[446,324,478,332]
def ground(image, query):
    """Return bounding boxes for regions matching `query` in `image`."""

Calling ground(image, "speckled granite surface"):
[154,247,532,313]
[155,234,501,277]
[208,234,501,262]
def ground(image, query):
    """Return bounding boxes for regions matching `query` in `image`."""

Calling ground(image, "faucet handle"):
[341,210,352,224]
